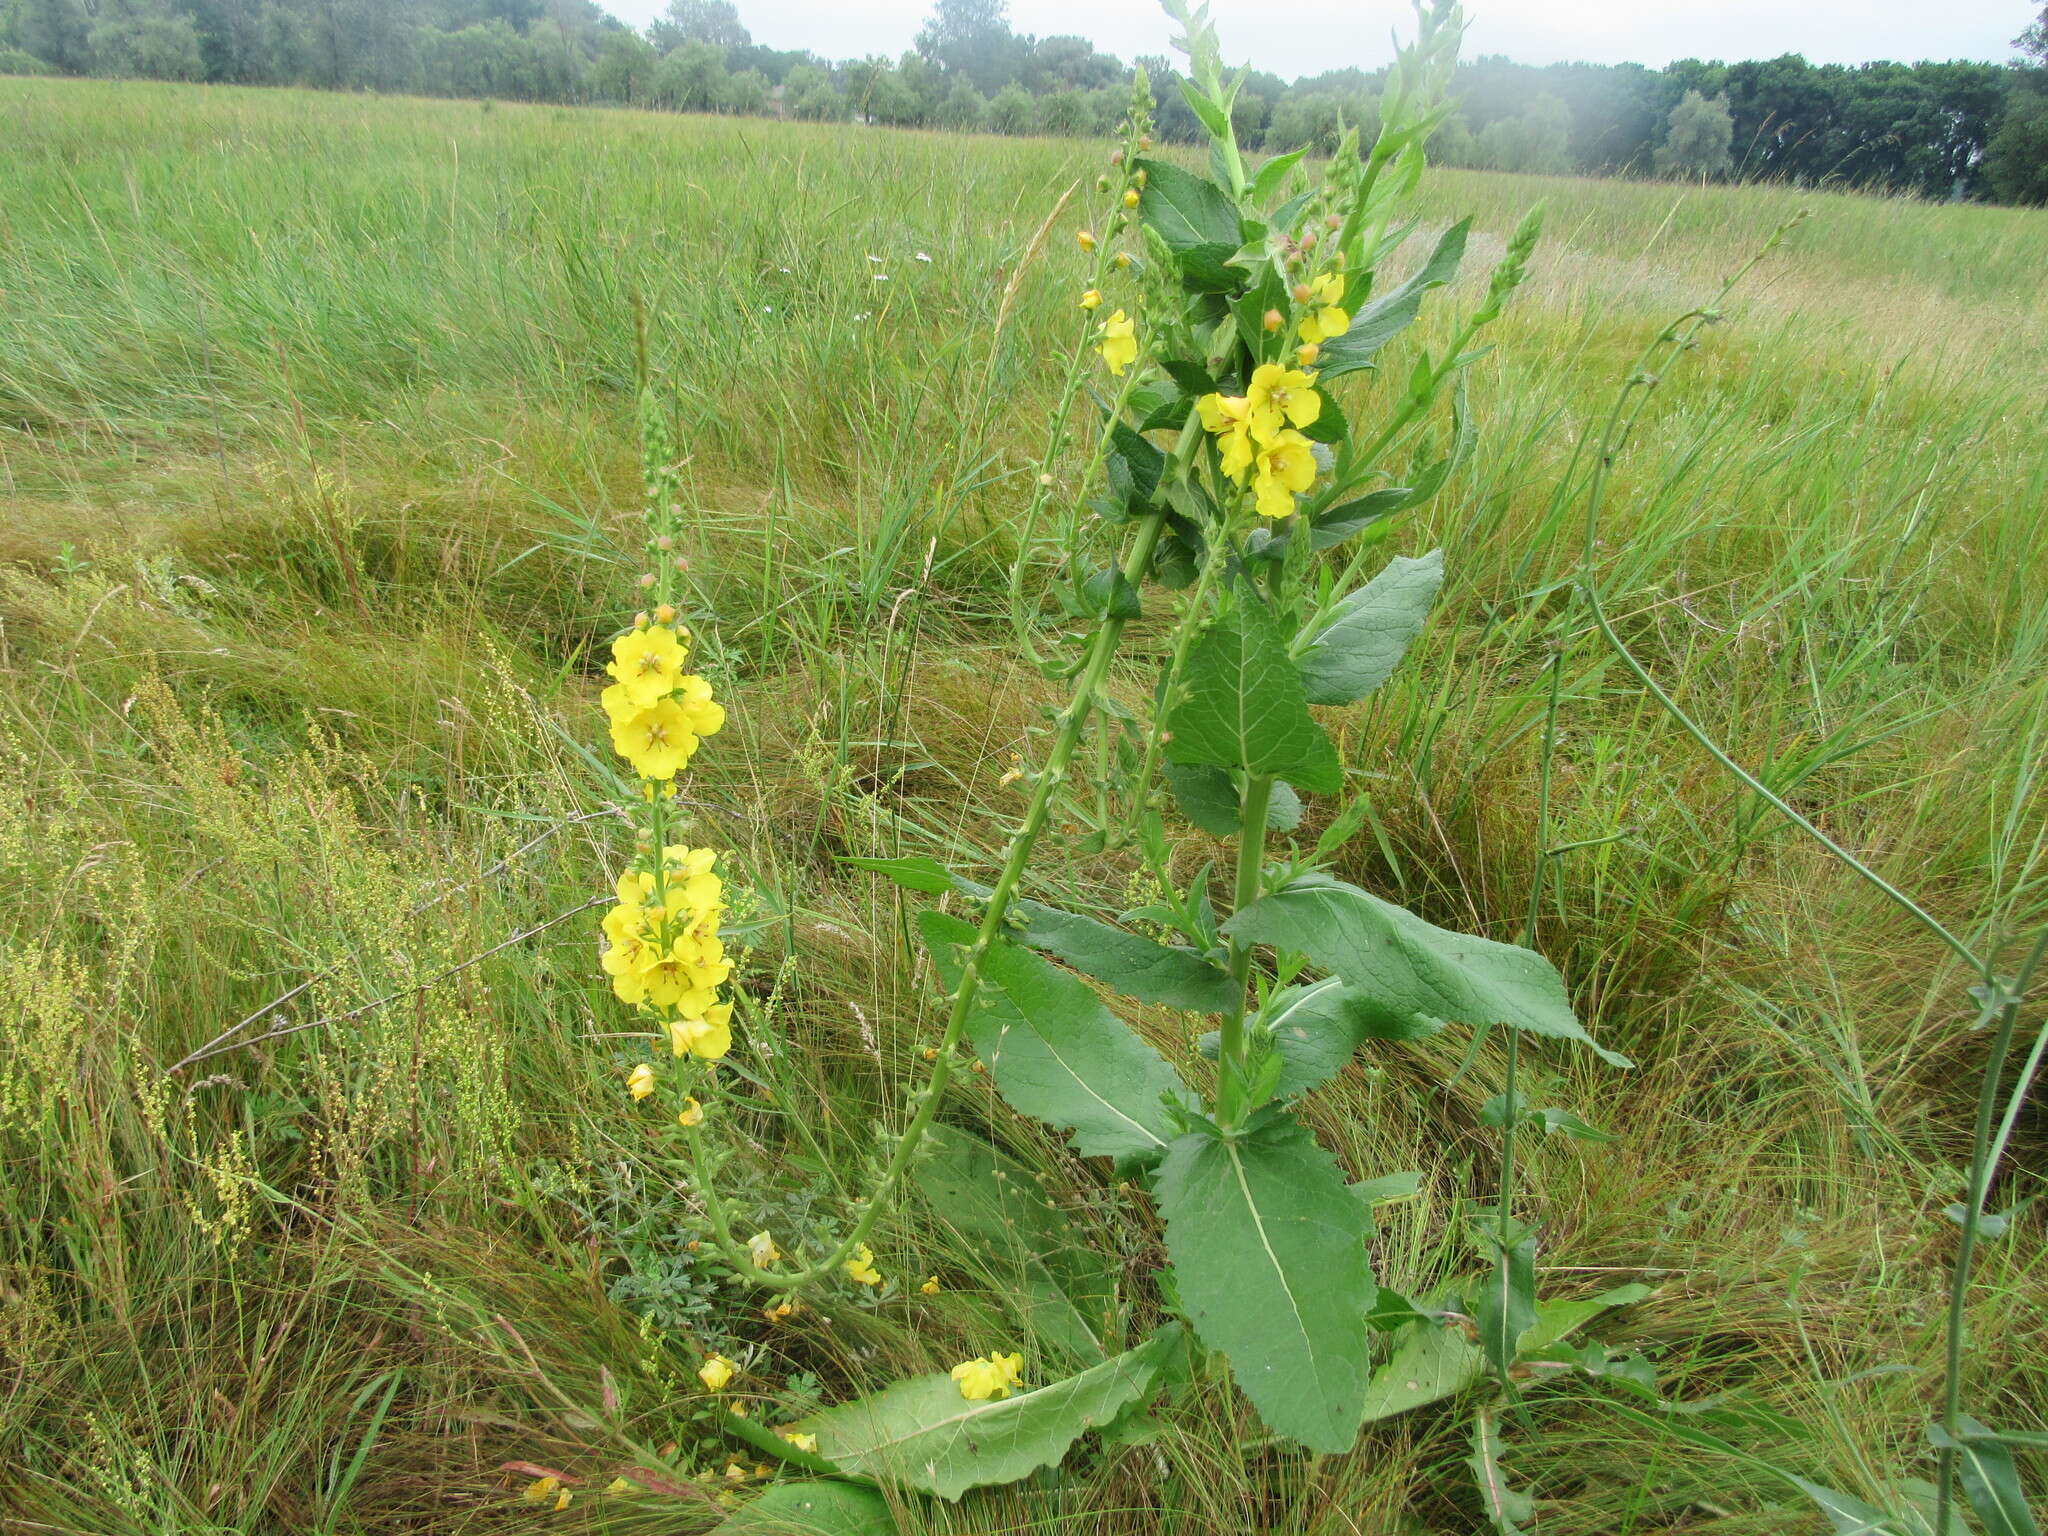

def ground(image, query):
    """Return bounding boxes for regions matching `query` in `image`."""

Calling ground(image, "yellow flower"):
[675,1097,702,1128]
[698,1354,736,1391]
[1122,187,1140,208]
[748,1230,782,1266]
[919,1275,941,1295]
[1196,392,1256,483]
[604,1477,640,1497]
[1076,228,1097,252]
[606,624,687,709]
[522,1475,571,1508]
[844,1243,881,1286]
[1245,362,1322,442]
[670,1001,734,1061]
[1097,309,1138,376]
[780,1430,818,1454]
[1112,250,1131,269]
[609,699,699,781]
[670,674,725,741]
[1252,430,1318,519]
[1078,288,1102,310]
[627,1063,656,1100]
[950,1351,1025,1401]
[1297,271,1351,344]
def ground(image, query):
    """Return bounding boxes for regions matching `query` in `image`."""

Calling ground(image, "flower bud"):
[653,603,677,625]
[637,572,656,589]
[1109,149,1124,166]
[1037,472,1054,487]
[1262,308,1283,332]
[1139,135,1152,149]
[1076,229,1097,252]
[1300,230,1318,250]
[1078,288,1102,310]
[1112,251,1131,270]
[1096,174,1110,193]
[1122,188,1139,209]
[1296,342,1320,366]
[656,534,675,550]
[673,556,691,572]
[1292,282,1312,304]
[633,610,650,627]
[1134,168,1147,187]
[1325,213,1342,230]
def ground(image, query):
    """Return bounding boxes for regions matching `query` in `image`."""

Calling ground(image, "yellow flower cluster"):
[602,621,724,781]
[950,1351,1026,1401]
[1198,361,1325,519]
[602,842,734,1057]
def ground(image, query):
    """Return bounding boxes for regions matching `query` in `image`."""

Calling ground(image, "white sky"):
[601,0,2033,74]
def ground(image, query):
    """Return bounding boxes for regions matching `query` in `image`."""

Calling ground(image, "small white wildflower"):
[866,254,883,263]
[914,251,932,262]
[872,273,889,282]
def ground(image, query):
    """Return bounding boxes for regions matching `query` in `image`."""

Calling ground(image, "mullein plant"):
[604,0,1646,1516]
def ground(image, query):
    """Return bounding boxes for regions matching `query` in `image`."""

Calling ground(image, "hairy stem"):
[1217,771,1275,1128]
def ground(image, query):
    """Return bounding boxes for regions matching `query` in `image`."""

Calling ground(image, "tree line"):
[4,0,2044,204]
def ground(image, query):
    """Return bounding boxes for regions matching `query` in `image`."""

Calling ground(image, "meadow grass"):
[2,78,2046,1534]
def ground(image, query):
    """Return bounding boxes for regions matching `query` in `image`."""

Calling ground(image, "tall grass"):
[2,77,2044,1533]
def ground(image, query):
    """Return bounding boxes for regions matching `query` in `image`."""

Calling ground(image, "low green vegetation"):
[2,46,2045,1534]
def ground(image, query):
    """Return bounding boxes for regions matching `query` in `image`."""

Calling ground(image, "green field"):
[3,77,2046,1534]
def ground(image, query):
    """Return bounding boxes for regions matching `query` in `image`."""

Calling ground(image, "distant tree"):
[935,77,985,129]
[1035,86,1089,136]
[646,0,745,54]
[915,0,1016,95]
[1654,89,1733,179]
[654,37,723,109]
[1427,110,1479,166]
[91,6,206,78]
[13,0,89,71]
[1267,90,1366,156]
[1986,4,2048,203]
[717,64,766,113]
[0,43,56,70]
[986,80,1032,134]
[784,61,842,121]
[589,28,651,102]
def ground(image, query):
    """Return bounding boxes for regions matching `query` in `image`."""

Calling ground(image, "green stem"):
[1218,771,1275,1128]
[1934,926,2048,1536]
[1114,530,1231,848]
[687,505,1171,1290]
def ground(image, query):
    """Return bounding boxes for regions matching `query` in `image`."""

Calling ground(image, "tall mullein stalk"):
[665,79,1170,1292]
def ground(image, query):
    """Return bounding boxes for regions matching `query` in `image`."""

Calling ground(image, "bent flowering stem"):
[682,503,1171,1291]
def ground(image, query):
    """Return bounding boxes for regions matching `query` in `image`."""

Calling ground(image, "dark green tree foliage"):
[1986,4,2048,204]
[1653,88,1734,179]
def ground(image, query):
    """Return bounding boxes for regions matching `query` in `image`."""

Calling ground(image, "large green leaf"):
[1005,899,1237,1015]
[921,912,1190,1161]
[1223,875,1632,1067]
[1298,550,1444,706]
[1198,977,1440,1100]
[1135,157,1240,252]
[1164,586,1342,794]
[1468,1407,1535,1536]
[711,1480,898,1536]
[1930,1417,2042,1536]
[1153,1115,1375,1452]
[1315,219,1470,381]
[1163,762,1301,837]
[789,1328,1180,1501]
[909,1124,1115,1366]
[1361,1282,1653,1422]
